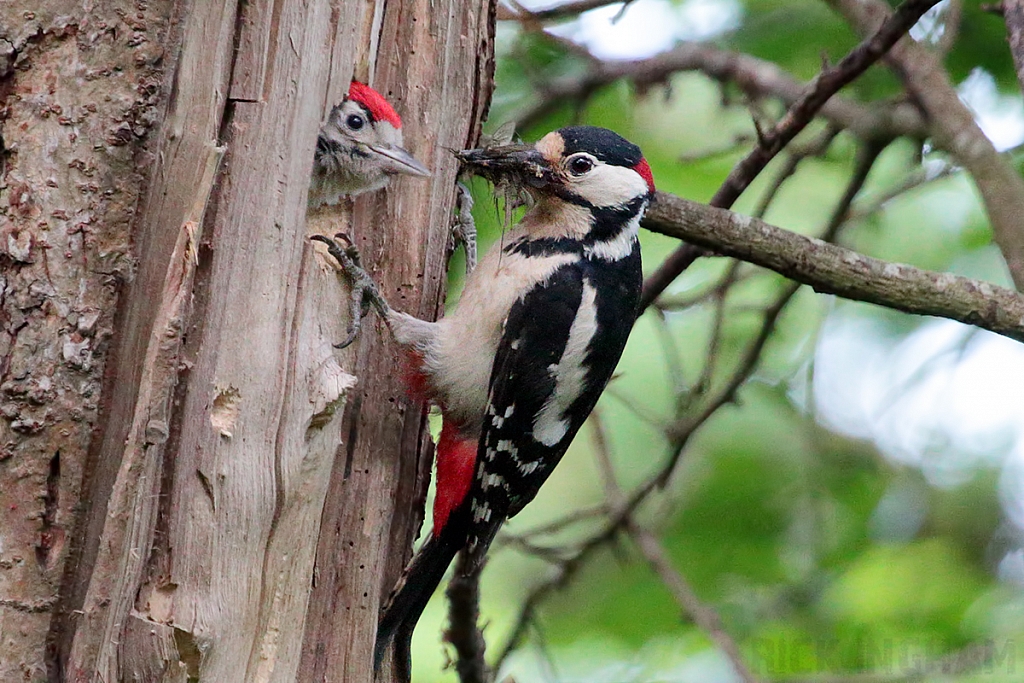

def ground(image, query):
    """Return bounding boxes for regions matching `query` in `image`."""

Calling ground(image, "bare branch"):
[515,41,926,141]
[643,192,1024,344]
[660,279,802,483]
[629,522,763,683]
[501,0,628,21]
[712,0,937,208]
[601,49,926,141]
[642,0,943,307]
[593,411,763,683]
[1004,1,1024,108]
[684,262,742,409]
[826,0,1024,289]
[446,553,489,683]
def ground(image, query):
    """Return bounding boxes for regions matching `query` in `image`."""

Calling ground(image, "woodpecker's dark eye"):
[346,114,365,131]
[568,155,594,176]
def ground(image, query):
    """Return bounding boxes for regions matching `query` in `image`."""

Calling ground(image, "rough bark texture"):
[298,0,497,680]
[1005,0,1024,104]
[644,193,1024,343]
[0,3,174,680]
[55,0,358,679]
[0,0,494,681]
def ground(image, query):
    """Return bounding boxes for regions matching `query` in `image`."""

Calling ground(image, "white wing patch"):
[532,280,599,447]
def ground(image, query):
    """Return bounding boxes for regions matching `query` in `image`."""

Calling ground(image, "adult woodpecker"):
[308,81,431,206]
[314,125,654,678]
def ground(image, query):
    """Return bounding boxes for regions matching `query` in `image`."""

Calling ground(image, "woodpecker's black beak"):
[457,144,554,190]
[367,143,432,177]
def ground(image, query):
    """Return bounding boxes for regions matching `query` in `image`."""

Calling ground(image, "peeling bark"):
[0,0,493,679]
[2,0,494,681]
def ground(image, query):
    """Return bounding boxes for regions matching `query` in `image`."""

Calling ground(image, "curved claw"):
[312,233,391,348]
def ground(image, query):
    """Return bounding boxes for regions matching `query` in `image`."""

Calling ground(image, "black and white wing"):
[464,255,641,561]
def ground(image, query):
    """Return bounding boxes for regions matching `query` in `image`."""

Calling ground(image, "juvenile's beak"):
[368,143,432,177]
[457,144,553,189]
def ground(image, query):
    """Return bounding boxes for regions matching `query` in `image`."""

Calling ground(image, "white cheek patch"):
[572,163,650,207]
[375,120,402,147]
[532,281,599,447]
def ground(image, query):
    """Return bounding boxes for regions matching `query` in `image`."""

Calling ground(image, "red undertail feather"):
[402,349,431,402]
[347,81,403,129]
[633,157,655,194]
[433,420,476,534]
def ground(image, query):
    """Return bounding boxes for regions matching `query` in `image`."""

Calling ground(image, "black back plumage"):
[463,239,642,564]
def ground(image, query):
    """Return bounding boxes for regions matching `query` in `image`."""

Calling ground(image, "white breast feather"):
[425,245,575,428]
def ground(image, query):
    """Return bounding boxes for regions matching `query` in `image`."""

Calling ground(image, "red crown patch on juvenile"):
[347,81,403,129]
[633,158,655,194]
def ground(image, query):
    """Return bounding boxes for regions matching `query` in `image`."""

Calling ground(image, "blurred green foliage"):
[414,0,1024,680]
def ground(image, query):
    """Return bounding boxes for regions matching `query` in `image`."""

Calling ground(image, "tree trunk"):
[1,2,176,680]
[0,0,494,681]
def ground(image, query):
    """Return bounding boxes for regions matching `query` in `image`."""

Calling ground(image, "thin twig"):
[501,0,629,22]
[826,0,1024,289]
[602,385,671,430]
[752,126,843,220]
[629,521,763,683]
[654,268,757,311]
[498,504,610,543]
[682,261,741,410]
[846,160,955,222]
[660,279,802,484]
[679,134,756,164]
[593,411,764,683]
[640,0,942,309]
[446,552,489,683]
[650,309,688,395]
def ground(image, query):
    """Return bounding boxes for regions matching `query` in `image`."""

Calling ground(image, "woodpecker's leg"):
[452,182,477,275]
[312,233,393,348]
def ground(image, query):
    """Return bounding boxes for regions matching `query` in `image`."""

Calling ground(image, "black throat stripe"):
[503,195,647,259]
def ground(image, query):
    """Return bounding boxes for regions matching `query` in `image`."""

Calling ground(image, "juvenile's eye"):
[346,114,365,131]
[568,155,594,176]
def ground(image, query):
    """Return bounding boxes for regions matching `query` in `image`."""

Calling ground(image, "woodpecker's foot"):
[312,233,391,349]
[452,182,477,276]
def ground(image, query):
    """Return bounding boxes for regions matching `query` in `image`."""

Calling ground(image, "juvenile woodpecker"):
[315,125,655,678]
[309,81,431,206]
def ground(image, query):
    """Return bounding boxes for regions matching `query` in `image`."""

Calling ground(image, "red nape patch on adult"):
[347,81,403,129]
[433,420,476,534]
[633,158,655,194]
